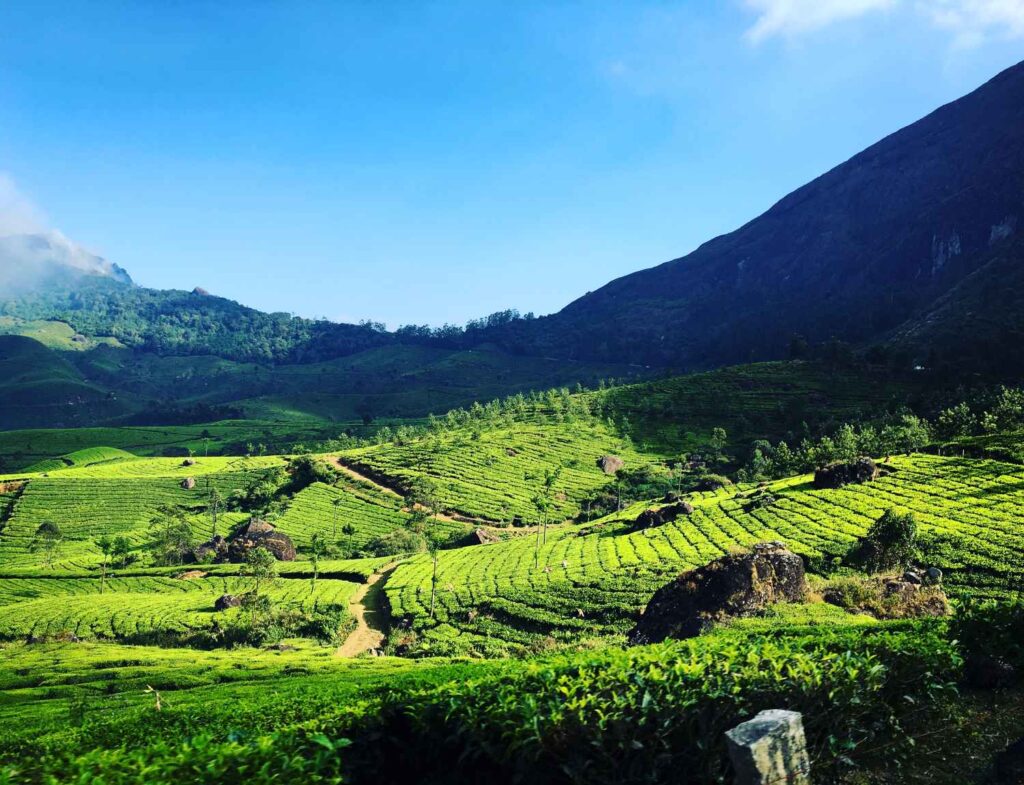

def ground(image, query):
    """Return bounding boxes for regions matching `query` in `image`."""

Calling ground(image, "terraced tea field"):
[0,575,359,641]
[0,419,339,474]
[0,456,287,570]
[342,419,651,522]
[385,454,1024,655]
[274,481,464,550]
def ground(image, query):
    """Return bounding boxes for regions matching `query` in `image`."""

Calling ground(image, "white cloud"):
[744,0,1024,46]
[0,172,46,236]
[744,0,896,43]
[920,0,1024,48]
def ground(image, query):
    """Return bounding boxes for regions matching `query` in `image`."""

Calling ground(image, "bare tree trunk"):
[429,552,438,618]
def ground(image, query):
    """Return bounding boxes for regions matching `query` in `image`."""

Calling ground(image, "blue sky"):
[1,1,1022,327]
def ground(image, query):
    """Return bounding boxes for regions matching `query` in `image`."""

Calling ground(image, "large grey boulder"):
[628,542,806,643]
[227,518,296,562]
[597,455,624,475]
[725,709,812,785]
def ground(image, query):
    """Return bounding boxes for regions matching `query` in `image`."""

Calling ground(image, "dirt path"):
[330,456,500,527]
[330,457,404,499]
[336,564,398,657]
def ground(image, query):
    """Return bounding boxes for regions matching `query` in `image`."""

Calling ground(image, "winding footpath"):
[336,563,398,657]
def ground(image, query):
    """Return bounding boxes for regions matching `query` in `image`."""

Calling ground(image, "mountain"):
[480,60,1024,374]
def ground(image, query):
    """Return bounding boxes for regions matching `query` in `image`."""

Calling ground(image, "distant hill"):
[3,59,1023,428]
[479,60,1024,374]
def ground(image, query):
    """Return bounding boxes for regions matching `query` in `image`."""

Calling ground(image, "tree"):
[332,498,342,539]
[309,533,328,593]
[880,414,931,457]
[425,529,444,620]
[148,505,194,566]
[532,493,552,569]
[111,535,133,568]
[540,466,562,544]
[95,535,114,594]
[935,402,977,440]
[241,546,278,597]
[207,488,223,538]
[340,522,357,555]
[848,509,918,573]
[30,521,63,568]
[405,477,444,617]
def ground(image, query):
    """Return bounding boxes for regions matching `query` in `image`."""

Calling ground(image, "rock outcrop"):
[597,455,625,475]
[628,542,806,644]
[192,534,229,563]
[813,458,878,489]
[472,528,501,545]
[214,594,242,611]
[631,501,694,531]
[180,477,197,490]
[226,518,296,562]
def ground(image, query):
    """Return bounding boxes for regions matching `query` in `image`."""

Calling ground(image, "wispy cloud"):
[0,172,46,236]
[744,0,896,43]
[920,0,1024,48]
[744,0,1024,47]
[0,173,127,293]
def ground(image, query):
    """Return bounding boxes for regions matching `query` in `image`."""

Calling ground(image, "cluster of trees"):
[736,414,932,482]
[933,386,1024,440]
[394,309,536,342]
[3,278,548,365]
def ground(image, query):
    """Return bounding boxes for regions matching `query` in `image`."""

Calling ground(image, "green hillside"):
[1,368,1023,783]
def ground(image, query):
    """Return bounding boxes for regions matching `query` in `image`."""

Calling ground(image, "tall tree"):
[208,488,223,538]
[309,533,328,593]
[30,521,63,568]
[95,535,114,594]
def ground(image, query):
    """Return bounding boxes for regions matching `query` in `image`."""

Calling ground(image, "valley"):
[2,48,1024,785]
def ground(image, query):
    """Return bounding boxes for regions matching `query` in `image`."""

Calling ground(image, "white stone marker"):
[724,709,812,785]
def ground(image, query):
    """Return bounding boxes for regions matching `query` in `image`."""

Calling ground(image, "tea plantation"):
[1,373,1024,783]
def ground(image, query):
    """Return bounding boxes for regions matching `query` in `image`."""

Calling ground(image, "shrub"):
[950,598,1024,669]
[813,457,878,489]
[846,510,918,573]
[693,473,732,492]
[822,576,948,619]
[365,529,427,557]
[339,627,959,784]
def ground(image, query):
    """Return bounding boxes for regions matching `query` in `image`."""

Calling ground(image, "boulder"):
[214,594,242,611]
[181,477,197,490]
[192,534,229,564]
[631,501,694,531]
[813,457,878,489]
[472,528,501,545]
[963,654,1018,690]
[725,709,812,785]
[227,518,296,562]
[628,542,806,644]
[597,455,624,475]
[182,458,197,467]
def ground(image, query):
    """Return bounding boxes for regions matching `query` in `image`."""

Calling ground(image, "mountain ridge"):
[479,59,1024,372]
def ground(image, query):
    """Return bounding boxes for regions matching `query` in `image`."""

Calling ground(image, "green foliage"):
[364,529,427,557]
[147,505,195,567]
[848,510,919,574]
[950,598,1024,669]
[29,520,62,567]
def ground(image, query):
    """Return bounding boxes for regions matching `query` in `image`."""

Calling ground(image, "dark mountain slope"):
[484,60,1024,370]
